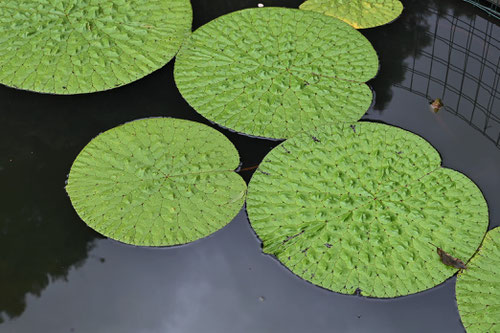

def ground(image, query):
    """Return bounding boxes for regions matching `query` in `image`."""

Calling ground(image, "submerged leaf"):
[246,122,488,298]
[456,228,500,333]
[174,7,378,139]
[0,0,192,94]
[300,0,403,29]
[66,118,246,246]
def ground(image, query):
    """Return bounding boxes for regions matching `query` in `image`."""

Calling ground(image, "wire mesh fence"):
[395,5,500,148]
[462,0,500,19]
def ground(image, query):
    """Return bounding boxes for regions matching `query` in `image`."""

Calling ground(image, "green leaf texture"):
[246,122,488,298]
[66,118,246,246]
[0,0,192,94]
[174,7,378,139]
[300,0,403,29]
[456,227,500,333]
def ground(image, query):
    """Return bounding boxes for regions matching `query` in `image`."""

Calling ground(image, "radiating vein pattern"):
[0,0,192,94]
[174,7,378,139]
[247,122,488,297]
[300,0,403,29]
[66,118,246,246]
[456,228,500,333]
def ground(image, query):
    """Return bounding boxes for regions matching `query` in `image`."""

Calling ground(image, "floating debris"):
[430,98,444,113]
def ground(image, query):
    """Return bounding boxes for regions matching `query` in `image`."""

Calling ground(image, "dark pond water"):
[1,0,499,332]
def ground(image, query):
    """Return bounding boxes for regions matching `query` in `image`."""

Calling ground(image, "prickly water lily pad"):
[300,0,403,29]
[456,228,500,333]
[246,122,488,298]
[0,0,192,94]
[66,118,246,246]
[174,7,378,139]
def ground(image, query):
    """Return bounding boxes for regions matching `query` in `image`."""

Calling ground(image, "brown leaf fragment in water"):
[430,98,444,112]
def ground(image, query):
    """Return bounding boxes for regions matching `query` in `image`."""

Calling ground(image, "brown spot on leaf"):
[436,247,467,269]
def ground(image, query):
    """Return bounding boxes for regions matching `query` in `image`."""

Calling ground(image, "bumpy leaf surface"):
[456,228,500,333]
[300,0,403,29]
[0,0,192,94]
[246,122,488,298]
[174,7,378,139]
[66,118,246,246]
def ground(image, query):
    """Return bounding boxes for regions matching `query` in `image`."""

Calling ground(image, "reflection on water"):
[0,0,499,332]
[0,212,468,333]
[0,134,98,322]
[192,0,304,29]
[365,0,479,111]
[365,0,500,148]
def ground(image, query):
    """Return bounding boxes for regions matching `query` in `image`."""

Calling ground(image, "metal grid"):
[463,0,500,19]
[395,6,500,148]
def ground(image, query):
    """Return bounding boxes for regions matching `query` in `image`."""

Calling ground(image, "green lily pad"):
[174,7,378,139]
[246,122,488,298]
[456,227,500,333]
[0,0,192,94]
[300,0,403,29]
[66,118,246,246]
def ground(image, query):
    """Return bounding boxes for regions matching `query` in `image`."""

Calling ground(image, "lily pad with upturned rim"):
[299,0,404,29]
[174,7,379,140]
[0,0,192,94]
[456,227,500,333]
[246,122,488,298]
[66,118,247,247]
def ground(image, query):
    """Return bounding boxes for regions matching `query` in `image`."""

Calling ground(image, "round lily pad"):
[246,122,488,298]
[0,0,192,94]
[174,7,378,139]
[66,118,246,246]
[300,0,403,29]
[456,227,500,333]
